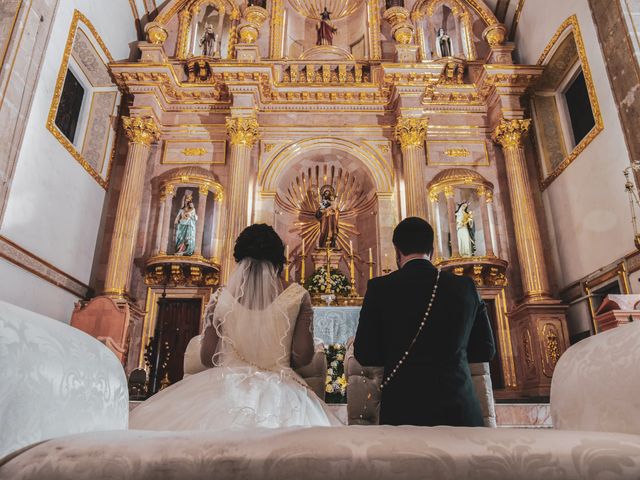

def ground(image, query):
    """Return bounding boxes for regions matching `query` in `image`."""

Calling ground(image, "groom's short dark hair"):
[393,217,434,255]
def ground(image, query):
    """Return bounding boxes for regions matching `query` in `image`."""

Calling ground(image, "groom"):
[354,217,495,426]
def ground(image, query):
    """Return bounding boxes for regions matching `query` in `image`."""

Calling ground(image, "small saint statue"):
[316,7,337,46]
[199,23,217,57]
[175,193,198,256]
[455,202,475,257]
[436,28,452,57]
[316,185,340,249]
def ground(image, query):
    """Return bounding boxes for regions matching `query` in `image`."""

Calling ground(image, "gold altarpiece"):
[69,0,573,398]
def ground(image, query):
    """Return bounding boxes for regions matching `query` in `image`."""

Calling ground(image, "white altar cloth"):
[312,306,361,346]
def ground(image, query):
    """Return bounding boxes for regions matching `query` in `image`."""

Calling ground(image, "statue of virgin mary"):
[455,201,475,257]
[174,192,198,256]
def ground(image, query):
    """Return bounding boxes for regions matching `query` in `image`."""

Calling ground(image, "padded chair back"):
[551,322,640,434]
[345,339,496,427]
[183,335,328,400]
[0,301,128,459]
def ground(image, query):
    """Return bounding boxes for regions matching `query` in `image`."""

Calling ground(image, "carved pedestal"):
[395,44,419,63]
[235,44,261,62]
[509,302,570,397]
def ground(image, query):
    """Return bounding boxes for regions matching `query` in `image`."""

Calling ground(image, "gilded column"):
[194,185,209,257]
[154,185,174,255]
[177,9,191,60]
[221,115,260,283]
[395,117,429,220]
[477,186,495,257]
[444,186,459,258]
[104,116,160,297]
[492,119,551,301]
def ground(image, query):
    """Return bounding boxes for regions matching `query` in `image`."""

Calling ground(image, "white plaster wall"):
[515,0,635,289]
[0,259,78,322]
[0,1,137,318]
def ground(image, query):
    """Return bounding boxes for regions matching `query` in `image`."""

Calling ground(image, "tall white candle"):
[369,247,373,263]
[349,240,353,256]
[301,238,305,256]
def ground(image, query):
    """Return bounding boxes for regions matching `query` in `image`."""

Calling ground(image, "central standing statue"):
[316,7,337,46]
[316,185,340,248]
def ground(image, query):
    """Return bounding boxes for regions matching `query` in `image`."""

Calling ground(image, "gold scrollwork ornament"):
[226,116,260,147]
[394,117,428,149]
[145,23,168,45]
[122,116,160,146]
[492,118,531,149]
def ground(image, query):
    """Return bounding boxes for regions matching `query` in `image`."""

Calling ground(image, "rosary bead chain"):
[380,269,441,390]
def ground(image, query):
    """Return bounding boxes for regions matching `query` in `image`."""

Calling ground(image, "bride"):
[129,224,340,430]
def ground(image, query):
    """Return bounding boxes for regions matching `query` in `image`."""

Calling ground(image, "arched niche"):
[412,0,499,61]
[152,0,240,59]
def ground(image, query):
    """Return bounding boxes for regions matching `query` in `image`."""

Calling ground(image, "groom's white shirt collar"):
[400,254,430,269]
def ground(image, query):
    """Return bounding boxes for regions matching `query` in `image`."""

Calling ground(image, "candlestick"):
[285,244,290,282]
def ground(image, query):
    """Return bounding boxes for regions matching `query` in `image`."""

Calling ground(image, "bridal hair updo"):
[233,224,286,273]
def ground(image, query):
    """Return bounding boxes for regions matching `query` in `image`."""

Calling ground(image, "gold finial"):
[492,118,531,149]
[483,24,507,47]
[394,117,428,149]
[145,22,168,45]
[122,116,160,146]
[226,116,260,147]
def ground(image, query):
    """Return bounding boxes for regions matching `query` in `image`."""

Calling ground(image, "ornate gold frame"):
[45,10,117,190]
[534,15,604,191]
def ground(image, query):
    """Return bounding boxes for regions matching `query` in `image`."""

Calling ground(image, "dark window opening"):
[54,69,85,144]
[564,70,596,146]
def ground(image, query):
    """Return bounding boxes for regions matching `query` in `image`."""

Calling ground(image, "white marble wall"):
[0,1,137,320]
[515,1,635,313]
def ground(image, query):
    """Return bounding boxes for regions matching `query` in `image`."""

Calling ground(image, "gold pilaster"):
[221,116,260,283]
[444,185,459,258]
[194,185,209,256]
[492,118,551,302]
[104,116,160,297]
[395,117,429,220]
[477,186,494,257]
[177,9,191,60]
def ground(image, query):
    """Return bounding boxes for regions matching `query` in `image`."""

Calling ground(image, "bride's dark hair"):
[233,224,286,273]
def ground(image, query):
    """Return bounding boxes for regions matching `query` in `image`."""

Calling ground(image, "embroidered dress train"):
[129,259,339,430]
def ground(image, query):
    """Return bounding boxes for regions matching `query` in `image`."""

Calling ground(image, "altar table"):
[312,306,361,346]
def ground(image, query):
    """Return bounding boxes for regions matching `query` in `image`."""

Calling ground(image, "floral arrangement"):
[305,267,351,297]
[324,344,347,404]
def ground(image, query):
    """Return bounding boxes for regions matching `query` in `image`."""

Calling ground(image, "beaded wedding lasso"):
[379,268,441,391]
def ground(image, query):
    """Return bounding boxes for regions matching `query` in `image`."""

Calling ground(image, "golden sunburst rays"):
[276,163,376,255]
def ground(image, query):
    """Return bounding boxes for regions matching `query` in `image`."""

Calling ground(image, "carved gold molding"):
[269,0,285,59]
[534,15,604,191]
[122,116,160,146]
[226,116,260,147]
[492,118,531,149]
[46,10,116,190]
[411,0,498,27]
[394,117,428,149]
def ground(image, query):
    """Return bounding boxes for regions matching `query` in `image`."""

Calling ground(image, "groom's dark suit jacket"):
[354,259,496,426]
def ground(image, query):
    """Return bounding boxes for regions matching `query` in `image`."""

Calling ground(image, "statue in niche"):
[199,23,218,57]
[316,185,340,248]
[455,201,475,257]
[436,28,453,57]
[316,7,337,46]
[175,192,198,256]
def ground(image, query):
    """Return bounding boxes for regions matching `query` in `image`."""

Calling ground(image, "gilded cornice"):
[394,117,429,149]
[492,118,531,149]
[122,116,160,145]
[226,116,260,147]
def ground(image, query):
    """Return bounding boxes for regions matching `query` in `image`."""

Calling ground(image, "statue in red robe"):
[316,8,337,46]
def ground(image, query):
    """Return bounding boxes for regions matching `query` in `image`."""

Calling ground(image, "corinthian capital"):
[394,117,428,149]
[226,116,260,147]
[122,116,160,146]
[492,118,531,149]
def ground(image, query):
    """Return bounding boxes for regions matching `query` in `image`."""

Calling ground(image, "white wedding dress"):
[129,260,340,431]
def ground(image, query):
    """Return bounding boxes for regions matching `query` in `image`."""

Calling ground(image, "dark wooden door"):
[155,298,202,388]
